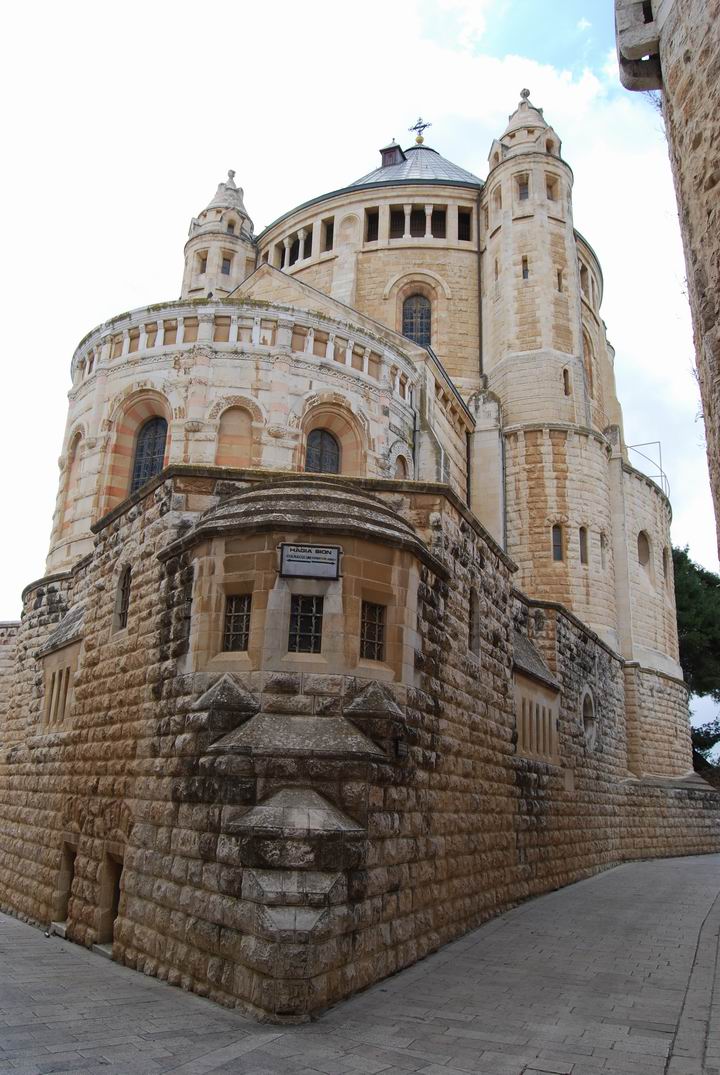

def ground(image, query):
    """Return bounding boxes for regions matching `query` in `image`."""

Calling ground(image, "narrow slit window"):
[322,218,334,251]
[557,268,563,292]
[546,175,558,201]
[579,526,588,565]
[563,368,571,396]
[221,256,232,275]
[552,524,564,562]
[223,594,251,652]
[522,256,529,280]
[226,221,236,234]
[198,254,207,274]
[360,601,386,661]
[288,595,324,654]
[117,566,132,630]
[517,174,529,201]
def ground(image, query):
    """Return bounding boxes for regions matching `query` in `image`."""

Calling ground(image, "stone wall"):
[659,0,720,559]
[0,623,18,726]
[0,470,718,1021]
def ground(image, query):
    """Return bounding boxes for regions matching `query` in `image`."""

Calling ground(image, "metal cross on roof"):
[409,117,432,143]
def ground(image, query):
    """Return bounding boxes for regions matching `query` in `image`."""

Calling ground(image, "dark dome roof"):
[160,478,443,572]
[349,144,482,188]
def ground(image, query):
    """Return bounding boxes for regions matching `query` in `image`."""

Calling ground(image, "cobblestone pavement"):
[1,855,719,1075]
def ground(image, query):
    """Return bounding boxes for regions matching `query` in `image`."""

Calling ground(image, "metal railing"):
[627,440,670,497]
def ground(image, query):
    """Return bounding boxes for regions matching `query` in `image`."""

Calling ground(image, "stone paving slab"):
[1,855,719,1075]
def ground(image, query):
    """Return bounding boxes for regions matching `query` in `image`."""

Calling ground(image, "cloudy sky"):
[0,0,716,723]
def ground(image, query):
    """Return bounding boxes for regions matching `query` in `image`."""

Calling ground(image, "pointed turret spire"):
[181,171,256,300]
[487,90,562,172]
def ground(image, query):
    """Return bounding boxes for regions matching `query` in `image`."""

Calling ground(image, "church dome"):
[349,143,482,189]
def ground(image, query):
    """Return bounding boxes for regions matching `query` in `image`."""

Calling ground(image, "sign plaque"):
[279,543,341,579]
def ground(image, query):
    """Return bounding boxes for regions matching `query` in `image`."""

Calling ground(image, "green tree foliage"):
[672,546,720,700]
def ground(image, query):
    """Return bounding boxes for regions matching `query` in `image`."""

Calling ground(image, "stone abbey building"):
[1,94,718,1021]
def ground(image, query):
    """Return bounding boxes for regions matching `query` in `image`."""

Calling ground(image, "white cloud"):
[0,0,716,619]
[577,17,592,31]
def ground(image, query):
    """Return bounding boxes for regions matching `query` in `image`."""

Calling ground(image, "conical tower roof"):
[205,170,250,216]
[502,89,548,137]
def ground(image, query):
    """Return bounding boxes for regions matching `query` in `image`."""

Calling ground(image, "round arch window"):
[305,428,340,474]
[402,294,431,347]
[637,530,651,568]
[582,690,597,750]
[130,416,167,494]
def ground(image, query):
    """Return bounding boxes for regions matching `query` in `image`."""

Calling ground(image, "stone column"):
[403,204,412,239]
[282,237,291,270]
[379,204,390,246]
[298,228,307,261]
[424,204,433,239]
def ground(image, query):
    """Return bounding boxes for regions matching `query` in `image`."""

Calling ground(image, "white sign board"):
[280,543,341,579]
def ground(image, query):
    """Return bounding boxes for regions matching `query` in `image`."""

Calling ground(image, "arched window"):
[305,428,340,474]
[637,530,651,568]
[130,417,167,494]
[402,294,431,347]
[582,690,596,749]
[394,456,408,479]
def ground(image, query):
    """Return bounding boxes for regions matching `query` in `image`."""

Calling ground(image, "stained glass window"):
[402,294,431,347]
[130,417,167,494]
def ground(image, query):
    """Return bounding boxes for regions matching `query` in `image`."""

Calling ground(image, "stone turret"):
[181,171,256,299]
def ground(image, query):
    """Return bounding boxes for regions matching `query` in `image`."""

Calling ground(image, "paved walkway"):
[1,856,719,1075]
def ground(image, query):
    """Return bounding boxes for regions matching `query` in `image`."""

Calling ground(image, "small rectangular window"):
[546,176,558,201]
[288,595,324,653]
[389,208,405,238]
[226,221,236,234]
[458,208,472,241]
[552,524,564,562]
[522,256,529,280]
[517,175,529,200]
[431,208,446,238]
[199,255,208,274]
[360,602,386,662]
[221,256,232,275]
[322,218,334,252]
[365,209,379,242]
[223,594,251,651]
[579,527,588,566]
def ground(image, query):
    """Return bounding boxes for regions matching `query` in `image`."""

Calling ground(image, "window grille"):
[360,601,385,661]
[288,595,324,653]
[389,209,405,238]
[223,594,251,651]
[130,416,167,494]
[118,566,132,630]
[402,294,431,347]
[365,209,379,242]
[409,208,425,237]
[305,428,340,474]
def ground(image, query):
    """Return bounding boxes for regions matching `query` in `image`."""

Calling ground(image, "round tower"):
[181,171,256,299]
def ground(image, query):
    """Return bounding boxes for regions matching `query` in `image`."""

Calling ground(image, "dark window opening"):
[221,256,232,275]
[389,209,405,238]
[579,526,588,565]
[226,221,235,234]
[223,593,251,651]
[199,255,207,274]
[288,238,299,266]
[557,268,563,292]
[360,601,386,661]
[552,524,564,562]
[522,256,529,280]
[305,428,340,474]
[130,416,167,494]
[117,566,132,630]
[288,595,324,653]
[458,208,472,241]
[642,0,653,23]
[517,175,529,200]
[322,219,334,251]
[409,208,425,237]
[365,209,379,242]
[431,208,446,238]
[303,224,313,257]
[563,368,571,396]
[402,293,431,347]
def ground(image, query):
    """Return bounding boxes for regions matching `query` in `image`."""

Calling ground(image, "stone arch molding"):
[383,269,452,301]
[207,395,265,424]
[61,422,89,468]
[297,393,368,476]
[387,438,413,478]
